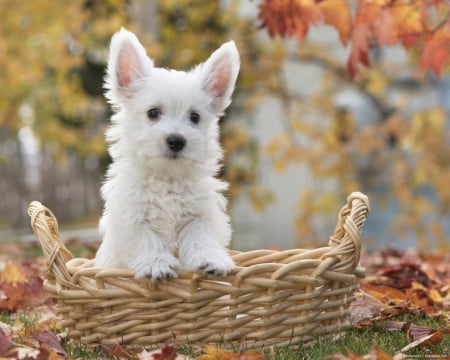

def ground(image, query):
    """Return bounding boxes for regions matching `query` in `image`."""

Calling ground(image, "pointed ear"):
[200,41,240,113]
[105,28,153,107]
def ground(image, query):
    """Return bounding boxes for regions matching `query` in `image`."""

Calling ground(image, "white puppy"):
[95,29,239,281]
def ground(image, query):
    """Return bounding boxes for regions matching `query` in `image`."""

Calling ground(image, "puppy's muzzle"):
[166,134,186,153]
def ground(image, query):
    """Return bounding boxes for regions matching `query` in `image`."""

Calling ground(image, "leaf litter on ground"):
[0,245,449,359]
[348,248,450,355]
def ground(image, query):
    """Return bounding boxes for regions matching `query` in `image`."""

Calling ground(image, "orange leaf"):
[428,288,443,304]
[258,0,333,40]
[347,1,386,77]
[420,23,450,75]
[347,22,371,78]
[404,288,440,312]
[0,284,28,312]
[354,0,427,45]
[318,0,351,44]
[410,281,427,292]
[196,346,235,360]
[389,3,425,48]
[360,283,407,305]
[373,8,396,45]
[0,262,28,286]
[196,346,264,360]
[400,331,443,352]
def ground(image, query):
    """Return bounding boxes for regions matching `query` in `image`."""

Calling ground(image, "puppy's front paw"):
[133,255,180,281]
[192,250,235,277]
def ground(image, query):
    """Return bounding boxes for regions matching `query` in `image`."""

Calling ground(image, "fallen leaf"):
[196,346,264,360]
[0,328,46,359]
[36,330,67,358]
[377,263,432,289]
[404,323,442,343]
[0,284,28,312]
[359,283,407,305]
[400,331,443,352]
[196,346,235,360]
[101,343,135,359]
[24,277,48,308]
[0,262,28,286]
[410,281,427,292]
[349,291,384,324]
[404,288,439,313]
[389,2,425,48]
[0,329,14,356]
[386,320,444,352]
[152,344,182,360]
[428,288,443,305]
[0,259,47,312]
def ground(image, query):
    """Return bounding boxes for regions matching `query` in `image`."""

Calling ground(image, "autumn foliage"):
[258,0,450,77]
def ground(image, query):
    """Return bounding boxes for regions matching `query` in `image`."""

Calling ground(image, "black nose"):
[166,134,186,152]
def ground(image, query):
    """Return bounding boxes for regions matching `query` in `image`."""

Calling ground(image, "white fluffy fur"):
[94,28,240,280]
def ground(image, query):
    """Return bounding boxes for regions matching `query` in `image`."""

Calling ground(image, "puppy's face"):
[104,29,240,168]
[116,68,222,165]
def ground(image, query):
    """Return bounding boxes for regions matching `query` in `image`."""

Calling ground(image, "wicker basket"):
[28,192,369,349]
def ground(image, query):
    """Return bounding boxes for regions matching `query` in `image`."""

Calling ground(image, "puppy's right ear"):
[105,28,153,107]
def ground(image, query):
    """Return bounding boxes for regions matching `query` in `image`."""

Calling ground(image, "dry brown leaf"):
[359,283,407,305]
[136,344,188,360]
[386,320,444,353]
[0,262,28,286]
[36,330,67,358]
[400,331,443,352]
[428,288,443,305]
[0,329,14,356]
[101,343,136,359]
[349,291,384,324]
[196,346,264,360]
[0,284,28,312]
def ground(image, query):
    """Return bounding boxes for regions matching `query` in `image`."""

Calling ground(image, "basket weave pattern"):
[28,192,369,348]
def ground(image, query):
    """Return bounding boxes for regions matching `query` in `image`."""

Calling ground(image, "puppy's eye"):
[147,107,161,120]
[190,111,200,124]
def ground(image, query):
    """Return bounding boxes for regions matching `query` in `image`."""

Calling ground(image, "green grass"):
[1,311,448,359]
[61,339,102,359]
[175,313,449,359]
[0,311,14,325]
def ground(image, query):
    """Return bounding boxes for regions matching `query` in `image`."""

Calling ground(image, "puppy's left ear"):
[201,41,240,113]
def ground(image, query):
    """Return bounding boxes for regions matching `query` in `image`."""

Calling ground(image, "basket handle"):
[326,192,370,271]
[28,201,75,288]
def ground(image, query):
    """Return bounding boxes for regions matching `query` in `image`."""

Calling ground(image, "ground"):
[0,241,449,359]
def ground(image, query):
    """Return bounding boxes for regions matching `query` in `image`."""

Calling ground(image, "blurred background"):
[0,0,449,252]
